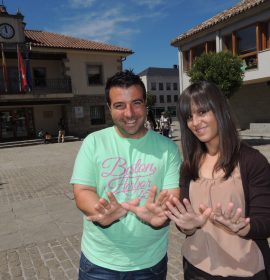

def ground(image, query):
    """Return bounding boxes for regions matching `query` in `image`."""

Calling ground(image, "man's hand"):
[165,198,212,234]
[87,192,127,226]
[121,185,170,227]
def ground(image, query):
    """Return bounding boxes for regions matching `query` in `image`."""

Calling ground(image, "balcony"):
[0,78,72,95]
[240,52,258,71]
[243,49,270,84]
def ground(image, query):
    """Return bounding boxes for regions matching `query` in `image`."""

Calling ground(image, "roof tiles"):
[171,0,267,45]
[24,29,132,54]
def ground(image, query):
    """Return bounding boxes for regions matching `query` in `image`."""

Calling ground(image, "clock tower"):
[0,4,26,43]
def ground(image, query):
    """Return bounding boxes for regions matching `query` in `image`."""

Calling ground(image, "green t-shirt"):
[70,126,181,271]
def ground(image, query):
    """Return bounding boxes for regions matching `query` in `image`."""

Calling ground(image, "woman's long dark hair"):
[177,81,241,181]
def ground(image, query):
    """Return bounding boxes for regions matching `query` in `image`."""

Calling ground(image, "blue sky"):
[5,0,239,73]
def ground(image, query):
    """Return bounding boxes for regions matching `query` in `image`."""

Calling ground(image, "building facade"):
[171,0,270,129]
[0,5,132,141]
[138,66,179,118]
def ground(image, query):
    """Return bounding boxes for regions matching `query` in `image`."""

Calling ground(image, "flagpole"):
[17,44,22,92]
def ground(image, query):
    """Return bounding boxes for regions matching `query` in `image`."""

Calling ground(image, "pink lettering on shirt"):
[101,157,157,199]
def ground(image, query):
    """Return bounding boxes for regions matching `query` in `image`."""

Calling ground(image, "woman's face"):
[187,102,219,149]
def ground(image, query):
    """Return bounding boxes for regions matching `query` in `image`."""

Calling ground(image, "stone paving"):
[0,137,185,280]
[0,123,269,280]
[0,142,83,280]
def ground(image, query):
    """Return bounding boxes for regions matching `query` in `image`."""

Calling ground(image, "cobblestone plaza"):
[0,127,269,279]
[0,139,186,280]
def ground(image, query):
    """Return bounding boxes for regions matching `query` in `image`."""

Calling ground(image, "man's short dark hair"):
[105,70,146,106]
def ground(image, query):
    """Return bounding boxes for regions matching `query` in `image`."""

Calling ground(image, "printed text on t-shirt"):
[101,157,157,198]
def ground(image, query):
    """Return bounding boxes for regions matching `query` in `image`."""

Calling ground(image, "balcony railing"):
[0,78,72,95]
[240,51,258,71]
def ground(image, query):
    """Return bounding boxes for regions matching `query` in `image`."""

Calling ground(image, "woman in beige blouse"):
[165,81,270,279]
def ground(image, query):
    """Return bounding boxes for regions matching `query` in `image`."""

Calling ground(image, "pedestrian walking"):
[58,118,65,143]
[160,112,170,137]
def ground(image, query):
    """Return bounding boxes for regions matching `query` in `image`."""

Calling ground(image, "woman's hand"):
[211,202,250,235]
[165,197,212,234]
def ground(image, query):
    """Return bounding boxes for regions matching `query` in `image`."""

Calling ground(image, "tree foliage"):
[188,51,244,99]
[146,92,156,108]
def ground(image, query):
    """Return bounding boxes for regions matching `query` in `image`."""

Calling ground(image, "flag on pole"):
[17,44,28,92]
[1,43,9,92]
[25,51,32,91]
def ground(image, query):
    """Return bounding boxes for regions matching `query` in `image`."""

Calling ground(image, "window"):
[173,83,178,90]
[206,40,216,53]
[159,95,164,103]
[86,65,103,85]
[192,44,205,61]
[236,25,257,70]
[151,82,156,90]
[261,21,269,50]
[167,95,171,103]
[168,106,176,117]
[154,107,165,118]
[174,95,178,102]
[5,67,19,92]
[223,34,232,52]
[236,25,256,55]
[183,50,191,71]
[159,83,164,90]
[90,105,105,125]
[166,83,171,90]
[33,67,46,87]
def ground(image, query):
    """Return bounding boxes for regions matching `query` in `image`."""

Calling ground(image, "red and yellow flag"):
[1,43,9,92]
[17,45,28,92]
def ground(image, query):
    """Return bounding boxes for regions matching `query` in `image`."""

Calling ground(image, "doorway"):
[0,108,35,141]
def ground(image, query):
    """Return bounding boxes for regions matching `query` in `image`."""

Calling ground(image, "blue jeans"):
[79,252,168,280]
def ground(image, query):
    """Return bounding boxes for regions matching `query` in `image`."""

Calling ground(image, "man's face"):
[109,85,147,139]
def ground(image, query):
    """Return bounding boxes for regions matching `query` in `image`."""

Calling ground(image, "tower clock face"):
[0,23,15,39]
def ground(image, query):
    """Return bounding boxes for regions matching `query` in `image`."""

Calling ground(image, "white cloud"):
[57,7,141,43]
[133,0,165,9]
[68,0,96,8]
[52,2,166,46]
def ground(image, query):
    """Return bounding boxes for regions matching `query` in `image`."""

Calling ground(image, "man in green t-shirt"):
[70,70,181,280]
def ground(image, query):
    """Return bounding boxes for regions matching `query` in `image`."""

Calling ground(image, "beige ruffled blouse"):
[182,166,265,277]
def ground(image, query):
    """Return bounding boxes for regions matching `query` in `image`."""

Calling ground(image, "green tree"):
[188,51,244,99]
[146,92,156,108]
